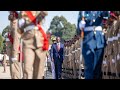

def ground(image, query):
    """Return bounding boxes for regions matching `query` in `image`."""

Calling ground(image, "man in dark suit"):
[50,37,64,79]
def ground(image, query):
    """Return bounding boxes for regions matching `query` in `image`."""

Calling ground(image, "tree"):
[2,25,10,38]
[0,33,4,53]
[48,15,76,42]
[0,25,10,53]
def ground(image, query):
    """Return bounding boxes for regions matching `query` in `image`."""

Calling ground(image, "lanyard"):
[25,11,49,50]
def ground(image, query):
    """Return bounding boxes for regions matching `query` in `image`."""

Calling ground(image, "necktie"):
[57,43,60,51]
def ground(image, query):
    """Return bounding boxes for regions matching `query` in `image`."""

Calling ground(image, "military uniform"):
[3,53,7,73]
[102,26,110,79]
[50,37,56,79]
[78,11,110,79]
[114,14,120,78]
[67,40,71,78]
[18,11,48,79]
[61,41,67,78]
[70,39,76,79]
[117,20,120,77]
[108,20,118,79]
[63,40,70,79]
[73,36,80,79]
[76,36,83,79]
[102,11,120,79]
[8,12,21,79]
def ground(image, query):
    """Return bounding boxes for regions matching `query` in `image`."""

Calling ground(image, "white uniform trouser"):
[47,56,55,79]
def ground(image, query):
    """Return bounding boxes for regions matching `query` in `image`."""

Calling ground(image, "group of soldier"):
[62,11,120,79]
[2,11,120,79]
[62,35,84,79]
[102,11,120,79]
[5,11,49,79]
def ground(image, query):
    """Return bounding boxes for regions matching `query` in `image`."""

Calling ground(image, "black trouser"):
[54,57,62,79]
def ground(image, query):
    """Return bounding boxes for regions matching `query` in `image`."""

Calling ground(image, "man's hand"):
[103,28,107,33]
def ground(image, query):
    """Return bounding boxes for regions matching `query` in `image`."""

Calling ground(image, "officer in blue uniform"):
[78,11,110,79]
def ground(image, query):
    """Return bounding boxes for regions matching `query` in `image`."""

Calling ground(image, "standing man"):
[2,52,7,73]
[18,11,49,79]
[51,37,64,79]
[49,37,56,79]
[8,11,21,79]
[78,11,110,79]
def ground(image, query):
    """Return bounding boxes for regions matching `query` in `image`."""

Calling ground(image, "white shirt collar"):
[57,42,60,45]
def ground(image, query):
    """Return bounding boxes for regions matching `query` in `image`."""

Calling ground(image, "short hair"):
[56,36,60,39]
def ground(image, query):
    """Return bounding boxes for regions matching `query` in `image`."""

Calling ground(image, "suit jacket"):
[50,43,64,63]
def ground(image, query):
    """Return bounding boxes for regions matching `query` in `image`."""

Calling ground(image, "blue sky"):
[0,11,79,33]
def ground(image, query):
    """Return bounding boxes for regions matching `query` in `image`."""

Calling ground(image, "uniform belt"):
[108,35,119,42]
[75,50,78,52]
[103,17,108,19]
[118,33,120,38]
[65,54,72,56]
[77,48,81,50]
[108,38,114,42]
[24,25,37,32]
[113,36,118,40]
[72,51,75,53]
[103,60,107,65]
[84,26,102,31]
[65,55,69,56]
[6,38,10,41]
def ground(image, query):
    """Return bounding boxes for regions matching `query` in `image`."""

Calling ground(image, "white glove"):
[18,18,25,28]
[102,29,107,33]
[11,57,17,63]
[79,20,86,30]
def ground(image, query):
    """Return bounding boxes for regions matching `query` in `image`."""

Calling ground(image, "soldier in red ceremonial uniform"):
[8,11,22,79]
[18,11,49,79]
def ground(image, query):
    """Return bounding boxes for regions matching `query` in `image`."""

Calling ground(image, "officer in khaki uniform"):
[104,15,113,79]
[18,11,48,79]
[102,16,112,79]
[116,27,120,78]
[61,40,66,78]
[102,11,119,79]
[76,36,81,78]
[65,41,70,78]
[113,12,120,78]
[108,12,118,79]
[69,40,73,78]
[2,52,7,73]
[71,38,76,79]
[74,35,79,78]
[118,15,120,77]
[77,36,81,78]
[112,12,119,79]
[64,41,68,78]
[107,21,114,79]
[8,11,21,79]
[76,35,83,79]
